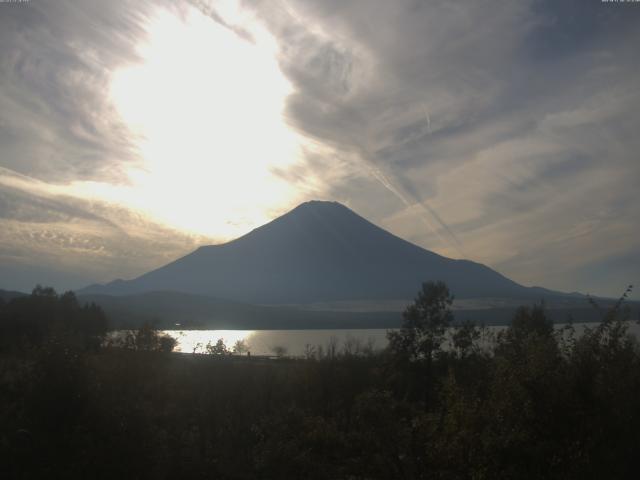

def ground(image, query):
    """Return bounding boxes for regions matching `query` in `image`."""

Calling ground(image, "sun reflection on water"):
[163,330,256,354]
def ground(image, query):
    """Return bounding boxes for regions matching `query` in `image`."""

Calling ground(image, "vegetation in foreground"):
[0,283,639,479]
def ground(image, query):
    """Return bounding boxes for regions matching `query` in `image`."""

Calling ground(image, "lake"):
[161,321,640,357]
[161,329,389,356]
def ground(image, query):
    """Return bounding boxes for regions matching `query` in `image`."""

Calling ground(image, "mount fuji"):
[80,201,560,304]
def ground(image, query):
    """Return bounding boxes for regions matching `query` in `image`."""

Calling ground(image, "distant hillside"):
[78,291,401,330]
[79,201,571,304]
[78,291,624,330]
[1,287,633,329]
[0,289,28,302]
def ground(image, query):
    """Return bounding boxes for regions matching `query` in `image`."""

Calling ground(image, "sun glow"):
[82,3,307,238]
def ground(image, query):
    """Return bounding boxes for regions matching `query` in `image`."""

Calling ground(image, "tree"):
[270,345,287,358]
[387,281,454,363]
[452,320,481,359]
[206,338,228,355]
[136,322,159,351]
[32,285,57,298]
[495,303,556,360]
[232,339,248,355]
[387,281,454,409]
[158,335,177,353]
[0,286,108,351]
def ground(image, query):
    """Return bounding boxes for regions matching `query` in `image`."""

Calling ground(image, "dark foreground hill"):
[80,201,567,304]
[2,286,640,479]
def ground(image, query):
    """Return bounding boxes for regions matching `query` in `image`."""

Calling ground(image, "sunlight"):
[94,2,305,238]
[163,329,255,354]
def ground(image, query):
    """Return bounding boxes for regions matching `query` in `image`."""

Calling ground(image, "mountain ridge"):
[79,200,570,303]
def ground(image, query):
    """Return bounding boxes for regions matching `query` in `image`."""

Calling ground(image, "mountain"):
[79,200,566,304]
[0,289,28,303]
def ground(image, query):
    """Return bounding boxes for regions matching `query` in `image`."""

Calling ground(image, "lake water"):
[161,322,640,357]
[162,329,389,356]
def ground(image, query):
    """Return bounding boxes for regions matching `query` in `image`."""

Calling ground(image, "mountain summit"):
[80,201,546,303]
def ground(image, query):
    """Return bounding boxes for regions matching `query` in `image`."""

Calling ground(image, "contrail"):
[422,105,432,135]
[188,0,255,43]
[365,161,465,258]
[414,199,466,257]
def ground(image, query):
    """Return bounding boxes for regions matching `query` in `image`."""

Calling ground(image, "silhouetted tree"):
[387,281,454,409]
[206,338,228,355]
[387,281,454,363]
[158,334,177,353]
[233,339,248,355]
[119,322,176,353]
[3,281,640,479]
[0,286,107,351]
[451,320,482,358]
[270,345,287,358]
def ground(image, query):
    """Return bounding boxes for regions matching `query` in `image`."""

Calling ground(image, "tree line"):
[0,282,638,479]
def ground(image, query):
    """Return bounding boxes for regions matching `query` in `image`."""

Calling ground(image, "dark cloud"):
[525,0,639,61]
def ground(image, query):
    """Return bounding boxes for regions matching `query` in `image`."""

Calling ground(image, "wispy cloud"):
[0,0,638,297]
[245,0,640,297]
[0,0,165,183]
[0,169,206,291]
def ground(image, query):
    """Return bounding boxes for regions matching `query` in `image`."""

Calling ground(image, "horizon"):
[0,0,638,299]
[4,4,640,478]
[2,199,628,302]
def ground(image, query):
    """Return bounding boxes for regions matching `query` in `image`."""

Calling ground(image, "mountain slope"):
[0,289,28,302]
[79,201,559,303]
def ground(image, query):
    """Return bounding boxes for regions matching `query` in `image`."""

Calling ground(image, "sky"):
[0,0,638,299]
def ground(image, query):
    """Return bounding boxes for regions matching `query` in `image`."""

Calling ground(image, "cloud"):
[0,0,638,298]
[0,0,161,183]
[0,0,217,291]
[244,0,640,297]
[0,169,207,291]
